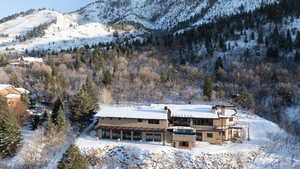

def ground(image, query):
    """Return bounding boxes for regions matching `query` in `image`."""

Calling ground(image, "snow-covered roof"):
[95,105,168,120]
[6,94,21,99]
[0,84,12,91]
[16,88,30,94]
[166,104,219,119]
[19,57,43,63]
[96,104,237,120]
[218,109,237,118]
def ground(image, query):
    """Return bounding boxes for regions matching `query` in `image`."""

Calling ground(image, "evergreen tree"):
[69,87,98,127]
[250,32,255,41]
[51,98,64,125]
[236,93,255,109]
[215,57,224,71]
[9,73,21,87]
[203,76,213,100]
[215,68,227,82]
[257,30,264,44]
[45,113,56,137]
[295,31,300,49]
[266,47,280,62]
[57,144,88,169]
[83,77,98,104]
[0,96,22,158]
[102,71,113,86]
[56,106,66,131]
[219,36,226,51]
[295,51,300,63]
[286,30,293,51]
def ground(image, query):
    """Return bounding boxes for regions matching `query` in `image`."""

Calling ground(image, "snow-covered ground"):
[2,106,299,168]
[0,9,138,53]
[76,112,300,169]
[0,0,279,53]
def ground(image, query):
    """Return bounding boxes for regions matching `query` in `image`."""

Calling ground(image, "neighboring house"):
[0,84,29,122]
[10,56,43,66]
[95,104,244,149]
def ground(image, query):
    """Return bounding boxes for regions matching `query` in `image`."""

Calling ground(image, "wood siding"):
[97,117,168,129]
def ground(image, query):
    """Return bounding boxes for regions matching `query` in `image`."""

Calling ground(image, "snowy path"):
[44,119,97,169]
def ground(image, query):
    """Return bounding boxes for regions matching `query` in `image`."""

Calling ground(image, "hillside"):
[0,0,278,53]
[75,112,300,169]
[0,9,136,53]
[2,107,299,169]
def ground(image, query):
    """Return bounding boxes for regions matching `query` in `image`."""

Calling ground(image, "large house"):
[95,104,244,149]
[0,84,29,121]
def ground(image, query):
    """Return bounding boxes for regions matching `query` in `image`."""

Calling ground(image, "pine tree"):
[45,113,56,137]
[215,57,224,71]
[295,31,300,49]
[83,77,98,104]
[257,30,264,44]
[56,106,66,131]
[0,96,22,158]
[266,47,280,62]
[203,76,213,100]
[236,93,255,109]
[250,32,255,41]
[102,71,113,86]
[69,87,98,127]
[57,144,88,169]
[286,30,293,51]
[9,73,21,88]
[51,99,63,125]
[295,51,300,63]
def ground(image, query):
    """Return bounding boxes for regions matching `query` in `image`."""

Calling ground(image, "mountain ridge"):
[0,0,278,53]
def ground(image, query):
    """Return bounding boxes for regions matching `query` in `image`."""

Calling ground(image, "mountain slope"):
[0,9,136,53]
[0,0,278,53]
[74,0,278,30]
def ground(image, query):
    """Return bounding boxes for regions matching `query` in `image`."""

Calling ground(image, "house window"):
[229,117,234,121]
[179,141,189,147]
[148,119,160,124]
[219,131,225,136]
[207,133,213,138]
[137,119,143,123]
[173,118,190,126]
[196,133,203,141]
[193,119,213,126]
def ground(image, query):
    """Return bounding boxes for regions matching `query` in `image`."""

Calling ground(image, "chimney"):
[164,106,172,120]
[213,105,225,115]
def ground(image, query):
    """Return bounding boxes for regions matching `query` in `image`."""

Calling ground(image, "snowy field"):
[76,112,300,169]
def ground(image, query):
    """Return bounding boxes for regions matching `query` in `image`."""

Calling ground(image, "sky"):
[0,0,95,18]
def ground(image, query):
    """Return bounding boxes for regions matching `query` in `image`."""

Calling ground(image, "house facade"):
[95,106,168,144]
[95,104,244,149]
